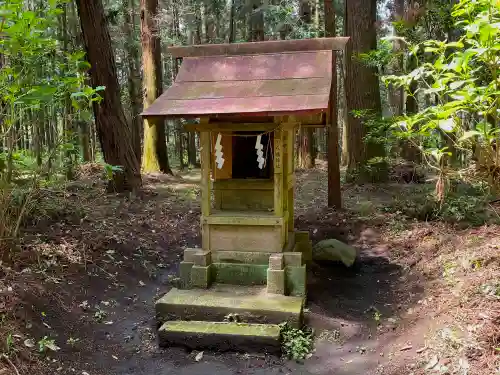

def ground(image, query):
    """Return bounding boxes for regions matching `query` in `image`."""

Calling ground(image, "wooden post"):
[287,128,295,230]
[200,119,211,250]
[273,126,283,217]
[200,121,211,216]
[328,52,342,208]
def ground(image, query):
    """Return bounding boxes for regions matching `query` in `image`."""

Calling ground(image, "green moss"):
[285,265,307,297]
[160,321,280,337]
[212,251,272,265]
[211,263,267,285]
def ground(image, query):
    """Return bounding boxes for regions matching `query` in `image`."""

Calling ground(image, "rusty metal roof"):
[141,49,333,118]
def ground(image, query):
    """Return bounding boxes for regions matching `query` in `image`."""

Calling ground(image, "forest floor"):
[1,162,499,375]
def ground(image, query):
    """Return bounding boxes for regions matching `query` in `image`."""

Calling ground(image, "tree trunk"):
[80,120,91,162]
[325,0,341,208]
[228,0,235,43]
[140,0,172,174]
[388,0,405,117]
[344,0,384,181]
[248,0,264,41]
[123,0,142,160]
[299,0,315,169]
[75,0,142,191]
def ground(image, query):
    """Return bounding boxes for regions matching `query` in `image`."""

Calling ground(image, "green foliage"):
[279,322,314,361]
[383,0,500,190]
[37,336,59,353]
[385,182,495,226]
[357,39,396,71]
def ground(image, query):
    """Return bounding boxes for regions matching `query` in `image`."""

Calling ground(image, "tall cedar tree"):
[344,0,384,177]
[324,0,341,208]
[299,0,316,169]
[140,0,172,174]
[122,0,142,160]
[75,0,142,191]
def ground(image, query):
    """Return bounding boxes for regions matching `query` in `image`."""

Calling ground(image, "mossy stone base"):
[155,284,304,327]
[285,265,307,297]
[159,320,281,354]
[267,269,285,295]
[211,263,268,285]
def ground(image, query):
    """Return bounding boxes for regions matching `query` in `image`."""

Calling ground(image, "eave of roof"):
[141,38,344,119]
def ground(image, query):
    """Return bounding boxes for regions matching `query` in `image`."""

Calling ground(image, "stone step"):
[155,283,304,327]
[158,320,281,354]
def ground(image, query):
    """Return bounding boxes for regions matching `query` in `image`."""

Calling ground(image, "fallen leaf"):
[112,355,118,360]
[24,338,35,348]
[139,281,145,287]
[416,346,427,353]
[45,342,61,352]
[195,351,204,362]
[400,345,412,351]
[104,321,114,325]
[425,355,439,370]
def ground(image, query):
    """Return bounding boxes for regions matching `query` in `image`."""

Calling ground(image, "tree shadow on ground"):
[294,207,426,375]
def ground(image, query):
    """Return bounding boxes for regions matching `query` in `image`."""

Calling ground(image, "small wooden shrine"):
[142,37,349,352]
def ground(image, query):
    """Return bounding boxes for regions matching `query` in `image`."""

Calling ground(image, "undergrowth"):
[384,182,498,226]
[279,322,314,361]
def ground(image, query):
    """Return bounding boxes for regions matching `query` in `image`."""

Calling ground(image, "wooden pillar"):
[200,129,211,216]
[200,119,211,250]
[273,126,283,217]
[287,128,295,230]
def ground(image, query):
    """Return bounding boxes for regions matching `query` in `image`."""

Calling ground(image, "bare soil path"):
[1,165,498,375]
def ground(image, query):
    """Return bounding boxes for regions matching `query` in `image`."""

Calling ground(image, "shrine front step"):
[155,283,304,328]
[158,320,281,354]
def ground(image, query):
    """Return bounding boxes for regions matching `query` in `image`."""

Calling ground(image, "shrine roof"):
[141,37,349,119]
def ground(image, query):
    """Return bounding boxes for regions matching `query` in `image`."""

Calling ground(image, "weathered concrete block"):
[155,284,304,327]
[193,251,212,266]
[158,321,281,354]
[283,252,303,267]
[183,248,201,263]
[211,263,267,285]
[191,265,212,288]
[285,265,306,297]
[268,254,284,270]
[179,261,194,289]
[212,251,272,265]
[267,269,285,295]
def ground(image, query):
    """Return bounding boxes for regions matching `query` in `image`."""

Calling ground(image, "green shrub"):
[279,322,314,361]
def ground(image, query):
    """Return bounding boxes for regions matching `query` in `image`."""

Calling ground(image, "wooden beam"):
[184,122,300,132]
[168,37,350,58]
[184,122,278,132]
[202,214,285,226]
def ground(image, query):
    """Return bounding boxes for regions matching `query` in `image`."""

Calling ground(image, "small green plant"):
[5,333,14,354]
[279,322,314,361]
[373,311,382,324]
[443,261,458,284]
[38,336,59,352]
[93,307,107,322]
[66,337,80,346]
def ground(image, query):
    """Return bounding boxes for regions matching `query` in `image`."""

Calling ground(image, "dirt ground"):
[1,163,499,375]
